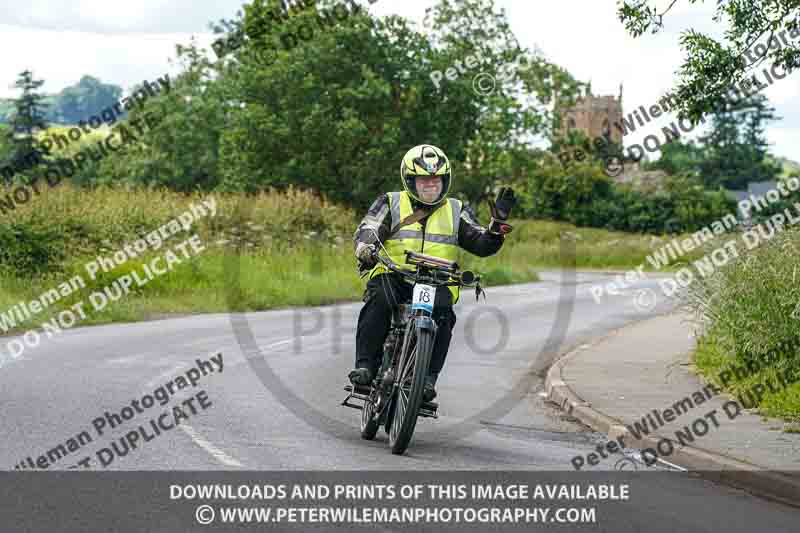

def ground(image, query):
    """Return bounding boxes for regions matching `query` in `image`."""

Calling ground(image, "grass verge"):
[0,185,710,339]
[687,225,800,423]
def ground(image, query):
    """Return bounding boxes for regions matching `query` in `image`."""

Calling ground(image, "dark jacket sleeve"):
[353,193,392,252]
[457,203,505,257]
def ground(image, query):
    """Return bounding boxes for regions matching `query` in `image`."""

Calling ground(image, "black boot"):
[423,374,437,402]
[348,367,375,386]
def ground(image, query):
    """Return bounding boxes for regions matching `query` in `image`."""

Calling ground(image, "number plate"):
[412,284,436,313]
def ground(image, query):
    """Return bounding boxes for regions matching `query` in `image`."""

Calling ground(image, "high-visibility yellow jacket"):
[367,191,463,302]
[355,191,506,304]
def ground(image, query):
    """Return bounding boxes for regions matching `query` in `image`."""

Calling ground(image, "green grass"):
[694,336,800,423]
[0,185,716,339]
[0,217,681,337]
[687,225,800,422]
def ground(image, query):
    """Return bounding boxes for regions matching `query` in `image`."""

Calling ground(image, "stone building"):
[556,83,624,146]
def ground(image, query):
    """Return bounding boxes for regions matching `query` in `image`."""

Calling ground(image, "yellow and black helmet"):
[400,144,452,206]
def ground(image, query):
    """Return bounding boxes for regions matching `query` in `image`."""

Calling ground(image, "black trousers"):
[355,273,456,380]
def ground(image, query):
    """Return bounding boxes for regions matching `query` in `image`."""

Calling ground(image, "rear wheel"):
[389,322,433,455]
[384,400,395,437]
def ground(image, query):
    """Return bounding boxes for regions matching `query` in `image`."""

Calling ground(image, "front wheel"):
[360,391,380,440]
[389,322,433,455]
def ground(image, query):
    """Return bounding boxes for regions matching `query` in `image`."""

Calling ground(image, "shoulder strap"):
[396,206,434,230]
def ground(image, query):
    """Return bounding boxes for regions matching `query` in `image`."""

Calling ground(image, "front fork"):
[363,311,439,425]
[375,312,437,408]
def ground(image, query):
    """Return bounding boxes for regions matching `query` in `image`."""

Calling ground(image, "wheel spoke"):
[390,325,424,448]
[400,344,417,383]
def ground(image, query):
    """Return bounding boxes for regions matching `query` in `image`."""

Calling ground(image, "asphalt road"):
[1,270,798,530]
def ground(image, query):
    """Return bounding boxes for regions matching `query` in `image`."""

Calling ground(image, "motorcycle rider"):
[349,144,516,401]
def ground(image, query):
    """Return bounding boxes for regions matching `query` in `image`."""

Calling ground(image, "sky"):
[1,0,798,161]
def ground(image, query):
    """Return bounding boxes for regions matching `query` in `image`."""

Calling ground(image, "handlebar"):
[371,248,481,288]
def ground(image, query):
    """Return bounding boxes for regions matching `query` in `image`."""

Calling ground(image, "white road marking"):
[142,361,246,468]
[179,423,244,468]
[266,339,292,349]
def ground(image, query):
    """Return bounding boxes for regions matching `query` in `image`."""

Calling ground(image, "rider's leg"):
[425,291,456,400]
[352,273,408,383]
[429,307,456,377]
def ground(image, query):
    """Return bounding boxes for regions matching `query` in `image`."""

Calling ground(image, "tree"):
[211,0,581,209]
[3,70,49,184]
[52,75,123,124]
[53,0,582,206]
[424,0,581,208]
[91,38,227,191]
[698,93,781,189]
[645,140,705,177]
[618,1,800,122]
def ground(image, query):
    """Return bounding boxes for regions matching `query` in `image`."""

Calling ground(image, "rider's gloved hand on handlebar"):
[488,187,516,236]
[355,242,378,268]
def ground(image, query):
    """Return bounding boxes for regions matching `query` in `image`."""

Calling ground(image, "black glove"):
[487,187,517,235]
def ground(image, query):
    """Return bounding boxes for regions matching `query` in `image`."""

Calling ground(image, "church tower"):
[557,83,623,146]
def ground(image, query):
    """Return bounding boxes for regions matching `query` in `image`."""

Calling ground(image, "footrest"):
[343,384,371,395]
[342,382,371,411]
[341,398,364,410]
[418,401,439,419]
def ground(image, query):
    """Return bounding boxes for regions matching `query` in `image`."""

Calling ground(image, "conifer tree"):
[4,69,49,184]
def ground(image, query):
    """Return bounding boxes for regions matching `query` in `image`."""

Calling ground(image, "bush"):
[519,160,736,234]
[0,184,358,278]
[0,221,65,276]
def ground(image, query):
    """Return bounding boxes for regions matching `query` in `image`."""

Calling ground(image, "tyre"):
[389,322,433,455]
[360,392,380,440]
[384,399,395,437]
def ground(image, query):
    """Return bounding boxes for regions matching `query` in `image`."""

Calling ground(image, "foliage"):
[697,93,781,189]
[0,183,357,277]
[771,155,800,177]
[51,75,123,124]
[617,0,800,122]
[0,221,65,276]
[3,70,49,184]
[643,140,705,177]
[86,38,226,191]
[74,0,578,210]
[519,157,735,233]
[423,0,583,207]
[0,76,123,125]
[642,92,781,189]
[687,225,800,419]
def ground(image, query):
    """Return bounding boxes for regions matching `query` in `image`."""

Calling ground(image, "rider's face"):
[416,176,442,203]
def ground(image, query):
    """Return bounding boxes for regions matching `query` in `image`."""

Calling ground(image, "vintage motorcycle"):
[342,245,483,455]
